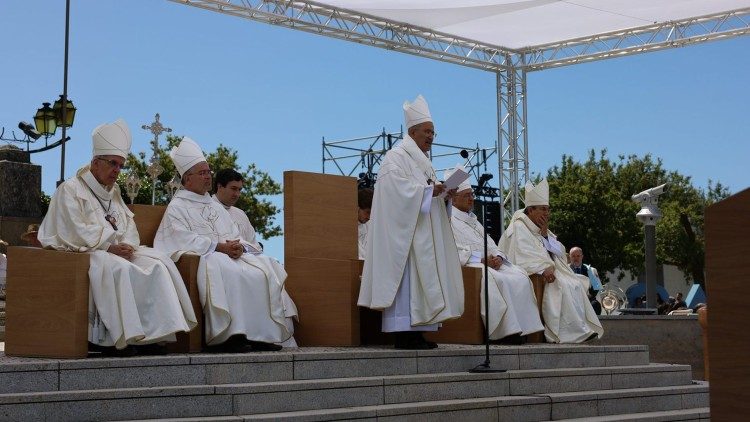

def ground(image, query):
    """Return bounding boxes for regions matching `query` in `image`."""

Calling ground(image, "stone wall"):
[594,314,705,380]
[0,145,43,247]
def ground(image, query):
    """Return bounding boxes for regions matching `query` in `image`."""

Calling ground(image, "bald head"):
[570,247,584,267]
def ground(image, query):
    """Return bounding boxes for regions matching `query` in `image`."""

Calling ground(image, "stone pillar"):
[0,145,43,248]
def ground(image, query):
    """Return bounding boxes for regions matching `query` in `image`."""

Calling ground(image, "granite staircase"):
[0,344,708,421]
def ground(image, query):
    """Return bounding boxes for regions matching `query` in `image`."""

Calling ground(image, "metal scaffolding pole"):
[497,59,528,228]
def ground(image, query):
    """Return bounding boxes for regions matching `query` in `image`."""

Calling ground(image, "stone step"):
[556,406,710,421]
[0,367,701,421]
[0,344,649,394]
[116,384,709,422]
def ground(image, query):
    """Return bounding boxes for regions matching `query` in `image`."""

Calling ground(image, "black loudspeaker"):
[473,200,502,244]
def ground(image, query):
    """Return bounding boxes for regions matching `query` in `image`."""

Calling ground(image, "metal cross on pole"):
[141,113,172,205]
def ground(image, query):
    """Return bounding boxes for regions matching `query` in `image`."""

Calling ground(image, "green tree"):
[546,149,729,288]
[116,134,282,239]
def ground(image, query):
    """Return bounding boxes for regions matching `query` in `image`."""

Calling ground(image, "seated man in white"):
[212,168,298,348]
[498,179,603,343]
[154,138,291,352]
[38,119,197,356]
[357,187,373,260]
[448,172,544,343]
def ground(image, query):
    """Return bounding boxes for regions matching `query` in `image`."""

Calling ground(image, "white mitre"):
[170,137,207,176]
[92,119,131,158]
[403,94,432,129]
[443,168,472,192]
[524,179,549,207]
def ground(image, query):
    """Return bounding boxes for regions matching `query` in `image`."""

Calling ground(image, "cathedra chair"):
[4,204,203,359]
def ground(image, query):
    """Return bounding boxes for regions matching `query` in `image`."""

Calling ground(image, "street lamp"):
[53,95,76,128]
[33,103,57,138]
[33,97,76,139]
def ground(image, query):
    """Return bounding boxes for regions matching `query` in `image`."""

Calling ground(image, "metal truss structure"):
[322,128,498,195]
[169,0,750,222]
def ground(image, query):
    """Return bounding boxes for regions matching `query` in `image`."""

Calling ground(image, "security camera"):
[18,121,41,140]
[632,183,669,225]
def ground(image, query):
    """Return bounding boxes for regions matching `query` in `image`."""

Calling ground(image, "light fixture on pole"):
[34,103,58,139]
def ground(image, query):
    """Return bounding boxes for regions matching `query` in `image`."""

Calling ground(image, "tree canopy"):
[545,150,729,288]
[116,134,282,238]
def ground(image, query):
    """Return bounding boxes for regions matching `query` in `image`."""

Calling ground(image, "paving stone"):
[383,373,509,403]
[204,361,293,384]
[232,385,383,414]
[294,355,417,380]
[496,396,551,421]
[59,364,206,390]
[0,369,58,393]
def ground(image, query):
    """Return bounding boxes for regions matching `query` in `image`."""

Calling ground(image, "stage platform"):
[0,344,708,421]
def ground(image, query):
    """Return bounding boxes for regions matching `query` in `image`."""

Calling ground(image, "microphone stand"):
[469,175,506,373]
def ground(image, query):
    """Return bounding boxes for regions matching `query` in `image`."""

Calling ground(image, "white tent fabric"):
[321,0,750,49]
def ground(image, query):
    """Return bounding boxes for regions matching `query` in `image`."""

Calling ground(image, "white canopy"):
[321,0,750,49]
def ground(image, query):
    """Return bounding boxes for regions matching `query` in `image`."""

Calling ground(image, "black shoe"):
[97,345,137,357]
[395,332,438,350]
[247,340,283,352]
[134,343,168,356]
[205,335,253,353]
[584,332,599,343]
[493,333,524,345]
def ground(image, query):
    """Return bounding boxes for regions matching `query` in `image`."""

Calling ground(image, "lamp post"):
[58,0,72,186]
[30,0,76,186]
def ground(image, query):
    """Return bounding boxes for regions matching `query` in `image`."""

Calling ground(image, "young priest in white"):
[358,95,464,349]
[154,138,291,352]
[38,119,197,355]
[212,168,298,347]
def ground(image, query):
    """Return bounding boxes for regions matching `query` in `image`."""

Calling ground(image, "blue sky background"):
[1,1,748,260]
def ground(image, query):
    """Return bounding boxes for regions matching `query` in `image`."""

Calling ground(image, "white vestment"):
[0,253,6,291]
[211,195,298,347]
[154,189,291,345]
[498,210,604,343]
[357,221,368,260]
[451,208,544,339]
[38,167,197,349]
[358,135,464,331]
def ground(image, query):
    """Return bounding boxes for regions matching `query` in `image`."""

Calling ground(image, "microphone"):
[459,149,469,159]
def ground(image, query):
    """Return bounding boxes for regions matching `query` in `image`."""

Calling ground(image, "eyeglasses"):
[187,169,214,177]
[96,157,126,170]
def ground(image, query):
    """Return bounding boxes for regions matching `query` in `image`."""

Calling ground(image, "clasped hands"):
[108,243,135,260]
[543,266,556,283]
[217,239,244,259]
[481,255,503,270]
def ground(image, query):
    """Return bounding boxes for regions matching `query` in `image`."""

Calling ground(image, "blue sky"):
[1,1,748,259]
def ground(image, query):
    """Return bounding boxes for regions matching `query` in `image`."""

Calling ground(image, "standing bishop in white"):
[38,119,197,354]
[358,95,464,350]
[154,138,290,352]
[212,168,298,347]
[498,179,603,343]
[447,172,544,342]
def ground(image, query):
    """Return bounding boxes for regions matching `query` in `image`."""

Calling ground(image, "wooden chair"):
[5,205,203,359]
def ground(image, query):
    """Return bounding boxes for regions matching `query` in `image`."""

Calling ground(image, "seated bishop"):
[498,179,603,343]
[38,119,197,355]
[154,138,291,352]
[447,171,544,342]
[212,168,298,348]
